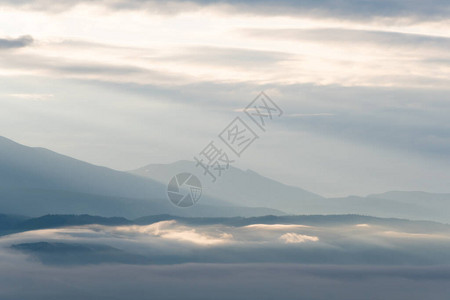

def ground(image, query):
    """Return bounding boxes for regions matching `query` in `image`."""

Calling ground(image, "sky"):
[0,0,449,197]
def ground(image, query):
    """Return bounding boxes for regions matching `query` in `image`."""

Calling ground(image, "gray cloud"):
[0,35,33,49]
[0,51,187,85]
[241,28,450,50]
[0,262,449,300]
[278,85,450,159]
[69,77,450,160]
[0,0,449,20]
[163,46,293,68]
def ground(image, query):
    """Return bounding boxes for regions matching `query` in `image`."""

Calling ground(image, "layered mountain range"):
[1,136,449,223]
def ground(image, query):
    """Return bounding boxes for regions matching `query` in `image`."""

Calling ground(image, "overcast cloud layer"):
[0,0,449,196]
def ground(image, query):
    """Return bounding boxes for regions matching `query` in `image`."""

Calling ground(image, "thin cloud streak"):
[0,35,33,49]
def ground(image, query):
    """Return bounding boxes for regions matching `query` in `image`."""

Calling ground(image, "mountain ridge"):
[1,136,450,222]
[0,136,283,218]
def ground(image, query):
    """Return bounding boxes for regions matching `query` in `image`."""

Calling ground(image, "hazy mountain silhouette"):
[0,136,282,218]
[16,214,131,230]
[0,214,28,230]
[0,136,165,198]
[325,192,450,223]
[131,161,450,223]
[1,136,450,222]
[131,160,324,212]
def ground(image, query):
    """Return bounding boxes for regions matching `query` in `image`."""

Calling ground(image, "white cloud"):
[7,93,54,100]
[105,221,234,246]
[279,233,319,244]
[356,224,370,228]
